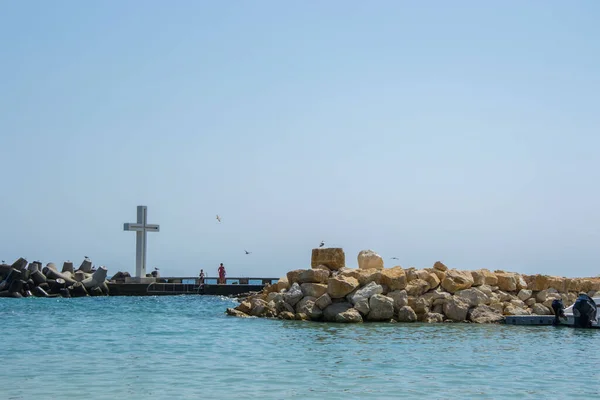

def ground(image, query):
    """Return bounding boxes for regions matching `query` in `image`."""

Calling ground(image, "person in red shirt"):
[218,263,226,284]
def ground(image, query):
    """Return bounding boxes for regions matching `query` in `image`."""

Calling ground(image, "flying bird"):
[391,257,399,260]
[216,215,222,223]
[244,250,251,255]
[319,241,325,248]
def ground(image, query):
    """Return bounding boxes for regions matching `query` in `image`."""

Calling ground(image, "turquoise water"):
[1,296,599,399]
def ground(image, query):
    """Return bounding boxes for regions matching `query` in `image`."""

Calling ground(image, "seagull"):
[216,214,222,223]
[244,250,251,255]
[1,260,4,264]
[319,241,325,248]
[154,267,160,271]
[391,257,399,260]
[84,256,89,260]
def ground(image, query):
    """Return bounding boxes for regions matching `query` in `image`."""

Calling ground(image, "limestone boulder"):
[298,269,330,284]
[301,283,328,298]
[471,269,498,286]
[441,269,474,293]
[357,250,384,270]
[295,296,322,320]
[406,279,430,297]
[495,273,518,292]
[276,277,289,292]
[468,305,504,324]
[433,261,448,272]
[235,301,252,314]
[315,293,332,310]
[504,305,530,316]
[283,283,304,306]
[405,268,419,282]
[250,298,270,317]
[531,303,552,315]
[517,289,532,301]
[226,308,253,318]
[413,294,434,314]
[349,281,383,304]
[339,268,382,286]
[327,276,360,299]
[397,306,417,322]
[526,275,551,291]
[455,288,489,307]
[525,298,536,307]
[367,294,394,321]
[354,297,370,316]
[266,292,284,303]
[380,266,407,291]
[323,302,361,323]
[275,300,295,314]
[311,248,345,271]
[535,290,547,303]
[443,297,470,321]
[425,272,441,290]
[286,270,304,285]
[387,290,409,312]
[278,311,295,320]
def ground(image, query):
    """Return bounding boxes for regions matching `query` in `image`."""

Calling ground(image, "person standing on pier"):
[198,269,205,285]
[218,263,226,284]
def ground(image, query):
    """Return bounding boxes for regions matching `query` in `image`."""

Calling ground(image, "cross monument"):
[124,205,160,279]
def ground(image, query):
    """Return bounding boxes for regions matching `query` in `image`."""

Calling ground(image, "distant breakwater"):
[0,258,110,298]
[227,248,600,323]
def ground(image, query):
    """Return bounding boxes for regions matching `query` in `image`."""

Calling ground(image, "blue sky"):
[1,1,599,278]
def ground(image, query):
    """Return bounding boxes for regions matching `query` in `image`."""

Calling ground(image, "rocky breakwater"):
[0,258,111,298]
[226,248,600,324]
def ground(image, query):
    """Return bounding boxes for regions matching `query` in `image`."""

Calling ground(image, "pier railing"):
[156,276,279,285]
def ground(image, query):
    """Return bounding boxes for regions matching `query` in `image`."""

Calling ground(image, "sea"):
[1,295,599,399]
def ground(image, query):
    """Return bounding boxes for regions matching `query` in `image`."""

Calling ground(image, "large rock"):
[315,293,332,310]
[298,269,330,284]
[504,305,530,316]
[495,272,518,292]
[387,290,409,312]
[424,272,441,290]
[455,287,489,307]
[283,283,304,306]
[357,250,384,270]
[301,283,328,298]
[397,306,418,322]
[354,297,370,316]
[517,289,532,301]
[471,269,498,286]
[433,261,448,272]
[441,269,474,293]
[367,294,394,321]
[443,297,470,321]
[323,302,362,323]
[339,268,382,286]
[311,248,345,271]
[227,308,253,318]
[468,305,504,323]
[380,266,407,291]
[81,267,108,289]
[349,281,383,304]
[276,277,290,292]
[78,259,93,273]
[327,276,360,299]
[286,269,304,285]
[295,296,322,320]
[531,303,552,315]
[406,279,430,297]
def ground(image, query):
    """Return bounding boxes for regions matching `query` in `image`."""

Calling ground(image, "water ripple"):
[0,296,599,399]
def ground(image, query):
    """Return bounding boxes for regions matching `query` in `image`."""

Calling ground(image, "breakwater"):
[227,248,600,323]
[0,258,110,298]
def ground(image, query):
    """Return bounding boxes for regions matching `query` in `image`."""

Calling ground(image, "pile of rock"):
[226,248,600,323]
[0,258,110,298]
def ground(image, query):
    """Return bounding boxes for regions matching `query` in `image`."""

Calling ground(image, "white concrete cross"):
[123,205,160,278]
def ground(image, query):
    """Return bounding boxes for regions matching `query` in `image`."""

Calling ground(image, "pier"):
[108,276,278,297]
